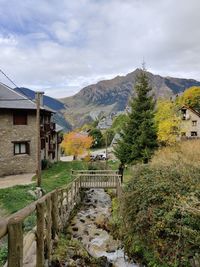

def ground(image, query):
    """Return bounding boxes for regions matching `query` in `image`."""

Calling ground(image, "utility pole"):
[36,91,44,187]
[105,130,108,169]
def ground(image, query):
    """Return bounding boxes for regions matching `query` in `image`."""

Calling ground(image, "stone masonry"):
[0,110,37,177]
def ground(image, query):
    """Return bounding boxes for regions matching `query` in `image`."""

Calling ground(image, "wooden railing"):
[0,178,81,267]
[72,170,122,196]
[0,170,122,267]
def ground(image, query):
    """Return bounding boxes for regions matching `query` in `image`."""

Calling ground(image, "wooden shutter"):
[13,112,27,125]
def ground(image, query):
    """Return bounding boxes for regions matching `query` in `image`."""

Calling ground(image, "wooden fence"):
[0,170,122,267]
[0,177,81,267]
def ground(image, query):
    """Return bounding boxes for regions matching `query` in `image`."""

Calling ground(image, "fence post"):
[46,196,52,263]
[51,191,59,238]
[36,201,45,267]
[8,219,23,267]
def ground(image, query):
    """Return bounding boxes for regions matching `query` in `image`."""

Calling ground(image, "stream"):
[68,188,139,267]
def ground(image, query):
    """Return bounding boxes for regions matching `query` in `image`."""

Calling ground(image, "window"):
[181,109,186,120]
[191,131,198,137]
[13,112,27,125]
[181,132,186,136]
[13,142,30,155]
[192,120,197,126]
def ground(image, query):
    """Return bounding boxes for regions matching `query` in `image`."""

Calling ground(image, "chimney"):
[35,91,44,106]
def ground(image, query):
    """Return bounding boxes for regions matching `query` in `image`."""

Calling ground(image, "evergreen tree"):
[114,68,157,164]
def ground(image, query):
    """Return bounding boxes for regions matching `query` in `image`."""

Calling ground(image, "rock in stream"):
[67,189,139,267]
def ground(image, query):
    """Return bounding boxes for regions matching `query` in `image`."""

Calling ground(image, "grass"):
[0,184,36,215]
[0,159,119,215]
[0,161,88,215]
[38,161,87,192]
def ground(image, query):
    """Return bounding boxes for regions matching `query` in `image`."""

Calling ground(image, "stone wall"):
[0,110,37,177]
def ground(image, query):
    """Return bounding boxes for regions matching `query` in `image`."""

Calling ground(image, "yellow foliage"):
[155,99,181,145]
[61,131,93,158]
[179,86,200,110]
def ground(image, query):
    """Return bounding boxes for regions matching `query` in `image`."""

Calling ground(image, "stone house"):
[0,83,62,177]
[180,106,200,138]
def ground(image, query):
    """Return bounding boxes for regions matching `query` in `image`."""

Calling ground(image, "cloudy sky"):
[0,0,200,98]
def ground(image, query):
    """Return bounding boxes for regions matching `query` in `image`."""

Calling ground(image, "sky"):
[0,0,200,98]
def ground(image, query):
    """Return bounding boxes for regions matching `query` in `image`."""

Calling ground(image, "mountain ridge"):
[60,69,200,127]
[15,69,200,130]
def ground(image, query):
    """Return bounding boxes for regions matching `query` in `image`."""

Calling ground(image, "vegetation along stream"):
[52,189,139,267]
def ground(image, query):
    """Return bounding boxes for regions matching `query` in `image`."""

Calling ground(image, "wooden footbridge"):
[0,170,122,267]
[72,169,122,190]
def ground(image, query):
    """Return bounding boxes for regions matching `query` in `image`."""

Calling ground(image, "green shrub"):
[0,244,7,267]
[41,159,52,170]
[119,144,200,266]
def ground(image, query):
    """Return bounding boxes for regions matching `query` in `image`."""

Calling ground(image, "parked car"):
[90,154,97,161]
[95,152,108,160]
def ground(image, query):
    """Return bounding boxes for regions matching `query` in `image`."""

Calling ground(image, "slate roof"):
[0,82,36,109]
[55,124,63,132]
[0,82,53,113]
[97,117,113,130]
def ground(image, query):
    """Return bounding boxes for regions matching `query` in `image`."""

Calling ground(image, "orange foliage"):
[61,131,93,159]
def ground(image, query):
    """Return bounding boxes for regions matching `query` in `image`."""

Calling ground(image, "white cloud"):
[0,0,200,98]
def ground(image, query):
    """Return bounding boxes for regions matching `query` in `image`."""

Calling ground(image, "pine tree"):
[114,68,157,164]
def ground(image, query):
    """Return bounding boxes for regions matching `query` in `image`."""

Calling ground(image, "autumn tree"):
[179,86,200,112]
[155,99,181,145]
[114,68,157,164]
[61,131,93,160]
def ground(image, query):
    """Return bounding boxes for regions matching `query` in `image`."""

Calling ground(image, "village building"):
[180,105,200,138]
[0,83,62,177]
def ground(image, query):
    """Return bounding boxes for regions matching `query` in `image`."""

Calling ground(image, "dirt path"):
[0,173,35,189]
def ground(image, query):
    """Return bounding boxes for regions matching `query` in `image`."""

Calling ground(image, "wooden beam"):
[36,201,45,267]
[8,219,23,267]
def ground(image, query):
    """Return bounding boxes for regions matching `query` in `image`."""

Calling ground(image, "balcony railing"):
[49,144,56,152]
[50,122,56,131]
[181,136,200,140]
[40,126,45,137]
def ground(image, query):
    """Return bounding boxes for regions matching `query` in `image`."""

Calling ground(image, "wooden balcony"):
[181,136,200,140]
[50,122,56,131]
[40,126,45,137]
[57,136,63,144]
[44,123,51,132]
[48,144,56,152]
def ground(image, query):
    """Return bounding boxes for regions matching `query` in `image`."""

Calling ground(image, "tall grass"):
[151,139,200,167]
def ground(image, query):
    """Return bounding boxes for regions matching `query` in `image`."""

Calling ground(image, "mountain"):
[14,87,72,132]
[14,70,200,129]
[61,69,200,127]
[15,87,66,111]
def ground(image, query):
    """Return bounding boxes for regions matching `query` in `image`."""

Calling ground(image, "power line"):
[0,68,35,101]
[0,69,18,88]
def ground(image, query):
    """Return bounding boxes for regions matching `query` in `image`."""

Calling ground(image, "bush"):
[119,141,200,267]
[41,159,52,170]
[88,161,106,170]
